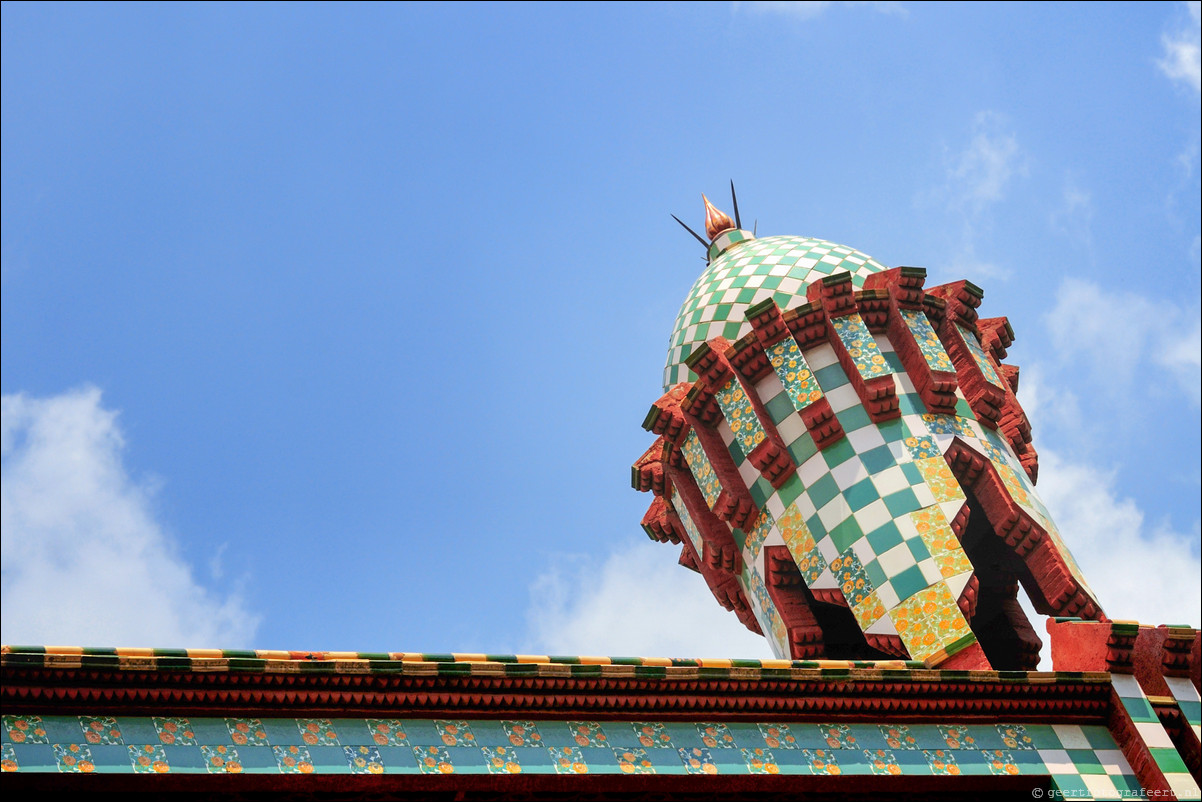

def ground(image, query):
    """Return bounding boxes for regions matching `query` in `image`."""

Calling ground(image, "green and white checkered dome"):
[663,233,890,390]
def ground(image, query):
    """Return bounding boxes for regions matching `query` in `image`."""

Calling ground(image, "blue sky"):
[2,1,1199,659]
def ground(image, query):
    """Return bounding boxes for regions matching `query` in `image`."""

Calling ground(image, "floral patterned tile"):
[900,309,953,372]
[956,324,1004,389]
[201,744,242,774]
[818,724,858,749]
[549,746,589,774]
[614,747,655,774]
[865,747,902,775]
[780,503,826,584]
[759,723,801,750]
[715,377,767,455]
[913,457,964,503]
[696,722,737,749]
[924,748,961,775]
[681,430,722,508]
[414,745,455,774]
[2,715,48,745]
[152,717,196,746]
[880,725,919,750]
[297,718,340,746]
[344,745,385,774]
[434,720,476,747]
[632,722,673,748]
[802,748,842,775]
[365,719,409,747]
[832,313,892,380]
[53,743,95,773]
[225,718,269,747]
[481,746,522,774]
[273,744,315,774]
[743,746,779,774]
[566,722,609,748]
[79,715,122,745]
[128,744,170,773]
[768,337,824,411]
[679,746,718,774]
[501,721,544,747]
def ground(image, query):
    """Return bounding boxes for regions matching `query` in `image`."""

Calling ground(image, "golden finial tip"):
[702,194,735,241]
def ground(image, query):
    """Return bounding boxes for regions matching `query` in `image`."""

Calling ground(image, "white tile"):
[912,483,936,507]
[847,426,886,452]
[1093,749,1130,775]
[851,538,877,564]
[893,371,917,395]
[878,543,917,577]
[777,277,802,296]
[1052,724,1091,750]
[831,458,870,489]
[795,491,817,520]
[824,384,859,412]
[777,414,805,443]
[811,567,838,589]
[1134,721,1174,749]
[872,333,896,354]
[871,465,910,496]
[1166,773,1202,799]
[804,343,838,370]
[1036,749,1073,773]
[816,536,839,562]
[1081,774,1120,800]
[717,421,735,446]
[738,457,760,488]
[765,493,786,520]
[945,570,972,600]
[798,453,828,485]
[1110,674,1143,698]
[754,372,786,401]
[918,558,942,585]
[1165,676,1201,703]
[818,497,851,532]
[854,499,892,535]
[875,583,899,609]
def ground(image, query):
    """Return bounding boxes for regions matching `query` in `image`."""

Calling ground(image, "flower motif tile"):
[914,457,964,503]
[715,377,767,455]
[54,743,95,773]
[1,743,16,772]
[937,725,977,750]
[501,721,544,747]
[414,745,456,774]
[696,722,737,748]
[852,590,887,629]
[957,324,1004,389]
[274,744,315,774]
[921,414,973,438]
[344,745,384,774]
[681,430,722,508]
[980,748,1022,775]
[769,337,824,411]
[910,507,973,579]
[743,509,774,563]
[830,550,876,608]
[152,717,196,746]
[900,309,953,372]
[802,748,842,775]
[225,718,269,747]
[366,719,409,746]
[889,582,971,662]
[759,723,800,750]
[615,747,655,774]
[671,498,706,558]
[679,746,719,774]
[201,744,242,774]
[79,715,122,745]
[924,748,961,775]
[832,314,892,380]
[549,746,589,774]
[434,720,476,746]
[903,434,942,460]
[818,724,858,749]
[3,715,48,744]
[879,725,918,750]
[567,721,609,747]
[780,503,826,583]
[996,725,1035,750]
[742,746,780,774]
[129,744,170,773]
[746,570,788,651]
[482,745,523,774]
[297,718,340,746]
[865,748,902,775]
[633,722,673,748]
[996,464,1031,507]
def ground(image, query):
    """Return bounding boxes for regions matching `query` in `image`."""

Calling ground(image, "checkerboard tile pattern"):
[1109,674,1201,799]
[0,715,1147,792]
[663,281,1099,667]
[664,234,888,390]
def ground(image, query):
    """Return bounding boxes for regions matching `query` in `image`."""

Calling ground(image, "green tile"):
[1080,726,1118,750]
[1064,749,1103,775]
[890,565,928,601]
[954,398,974,418]
[883,487,922,517]
[821,437,857,468]
[806,513,828,540]
[905,538,931,562]
[835,404,872,433]
[726,438,743,465]
[814,363,850,390]
[765,392,795,425]
[866,521,903,553]
[807,474,840,509]
[750,477,773,509]
[1051,775,1090,794]
[878,418,908,443]
[778,474,804,507]
[898,393,927,416]
[861,444,895,473]
[1120,697,1158,724]
[1148,747,1189,774]
[828,517,864,554]
[865,558,888,589]
[844,478,879,511]
[884,352,905,372]
[900,462,923,485]
[786,433,818,465]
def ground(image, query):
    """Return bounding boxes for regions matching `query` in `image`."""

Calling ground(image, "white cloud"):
[1158,1,1202,95]
[1,387,259,648]
[736,1,906,21]
[1045,278,1201,407]
[948,111,1024,210]
[1050,178,1094,250]
[1035,449,1201,628]
[526,538,774,659]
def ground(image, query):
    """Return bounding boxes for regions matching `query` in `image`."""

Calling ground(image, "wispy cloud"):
[1158,1,1202,95]
[1046,278,1201,407]
[526,539,774,659]
[735,1,907,21]
[1,387,259,648]
[1049,177,1094,252]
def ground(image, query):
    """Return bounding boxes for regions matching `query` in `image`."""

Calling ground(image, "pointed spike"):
[730,180,742,230]
[671,214,709,249]
[753,219,758,237]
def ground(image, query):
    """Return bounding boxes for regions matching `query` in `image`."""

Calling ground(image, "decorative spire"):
[702,194,735,241]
